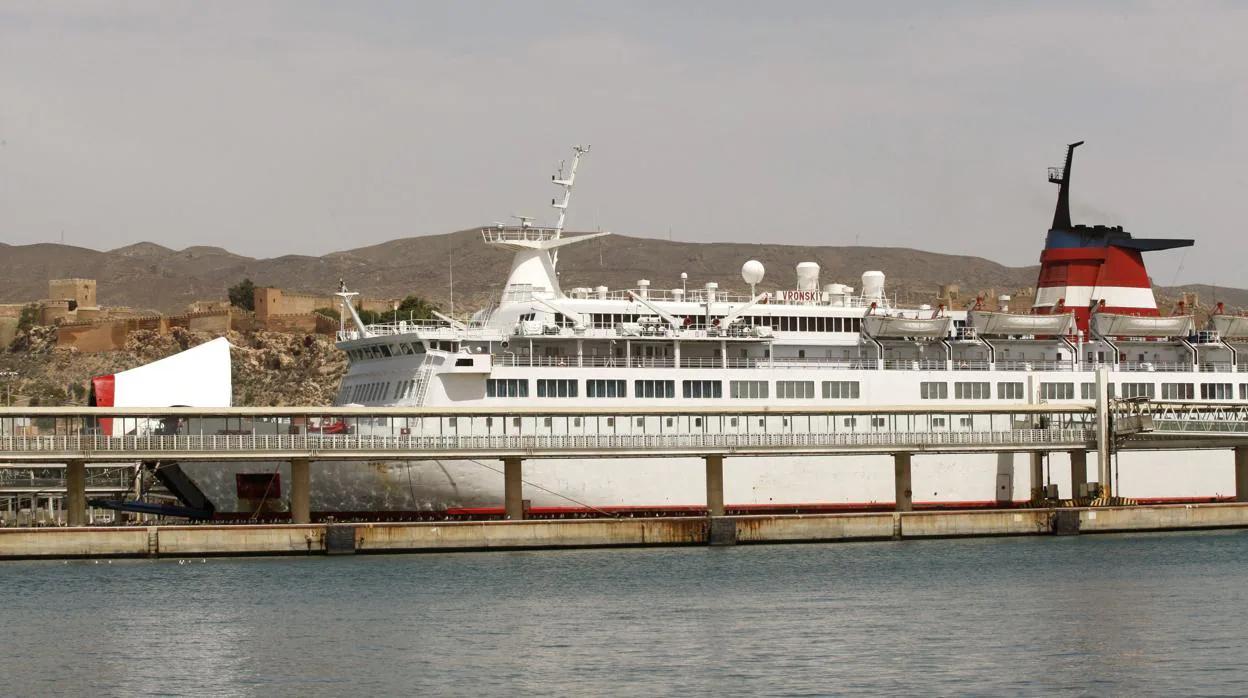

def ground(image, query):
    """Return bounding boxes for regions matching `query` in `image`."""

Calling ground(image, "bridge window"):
[634,380,676,399]
[920,382,948,400]
[954,382,990,400]
[683,380,723,399]
[776,381,815,399]
[730,380,769,399]
[486,379,529,398]
[587,380,627,398]
[1120,383,1156,399]
[998,382,1024,400]
[537,379,578,398]
[822,381,860,399]
[1201,383,1233,400]
[1040,382,1075,400]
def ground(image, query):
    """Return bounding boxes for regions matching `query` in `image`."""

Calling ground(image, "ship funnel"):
[1032,141,1194,333]
[1049,141,1084,231]
[637,279,650,300]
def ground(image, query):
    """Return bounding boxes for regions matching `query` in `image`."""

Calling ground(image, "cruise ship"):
[168,142,1248,514]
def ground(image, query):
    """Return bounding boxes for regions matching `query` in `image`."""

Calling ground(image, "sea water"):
[2,532,1247,697]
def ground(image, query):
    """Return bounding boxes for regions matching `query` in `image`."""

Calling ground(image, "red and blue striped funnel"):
[1031,142,1192,332]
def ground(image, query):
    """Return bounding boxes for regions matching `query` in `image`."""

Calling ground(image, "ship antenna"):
[550,144,590,269]
[1048,140,1084,230]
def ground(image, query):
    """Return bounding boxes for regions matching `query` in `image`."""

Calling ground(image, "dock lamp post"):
[0,370,16,407]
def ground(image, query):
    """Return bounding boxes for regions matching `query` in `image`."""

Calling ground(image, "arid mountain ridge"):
[1,230,1243,314]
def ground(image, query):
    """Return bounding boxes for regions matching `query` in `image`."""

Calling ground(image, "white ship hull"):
[179,449,1237,515]
[163,143,1246,516]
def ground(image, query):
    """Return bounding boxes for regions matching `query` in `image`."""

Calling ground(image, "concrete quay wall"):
[6,503,1248,559]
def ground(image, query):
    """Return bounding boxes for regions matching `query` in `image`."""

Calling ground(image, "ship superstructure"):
[179,144,1248,513]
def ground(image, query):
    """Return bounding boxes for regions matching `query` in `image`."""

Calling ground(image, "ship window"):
[682,380,723,399]
[537,379,578,398]
[932,417,946,428]
[1163,383,1194,400]
[485,417,493,427]
[844,417,857,427]
[822,381,860,399]
[776,381,815,399]
[1080,382,1096,400]
[871,417,886,428]
[544,417,552,427]
[486,379,529,398]
[730,417,738,427]
[1040,382,1075,400]
[634,380,676,399]
[379,344,392,358]
[1241,384,1248,401]
[920,382,948,400]
[636,417,645,427]
[606,417,615,427]
[587,379,627,398]
[730,381,768,399]
[513,417,521,428]
[1120,383,1156,399]
[998,382,1024,400]
[960,417,973,427]
[1201,383,1233,400]
[954,382,990,400]
[447,417,457,428]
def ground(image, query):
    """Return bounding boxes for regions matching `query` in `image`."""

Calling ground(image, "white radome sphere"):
[741,260,765,285]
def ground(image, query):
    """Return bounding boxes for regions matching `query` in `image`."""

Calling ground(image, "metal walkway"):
[0,404,1104,462]
[1,400,1246,463]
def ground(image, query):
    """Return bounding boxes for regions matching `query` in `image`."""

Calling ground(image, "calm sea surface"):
[3,532,1248,697]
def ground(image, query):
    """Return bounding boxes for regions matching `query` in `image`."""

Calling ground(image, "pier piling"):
[290,458,310,525]
[894,453,913,512]
[1237,447,1248,503]
[1029,452,1045,501]
[504,457,524,520]
[1070,450,1088,499]
[705,455,725,517]
[65,460,86,527]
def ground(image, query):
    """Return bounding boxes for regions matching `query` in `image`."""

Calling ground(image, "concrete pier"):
[1237,447,1248,503]
[893,453,913,512]
[1070,450,1088,499]
[705,455,725,517]
[9,503,1248,559]
[65,460,87,528]
[504,457,524,520]
[290,457,310,525]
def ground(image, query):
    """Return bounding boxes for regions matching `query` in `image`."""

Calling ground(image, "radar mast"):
[550,145,590,269]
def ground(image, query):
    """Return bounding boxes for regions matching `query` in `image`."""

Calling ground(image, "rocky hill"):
[4,233,998,312]
[4,232,1244,315]
[0,327,347,408]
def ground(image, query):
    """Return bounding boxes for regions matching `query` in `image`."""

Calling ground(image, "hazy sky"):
[1,1,1245,286]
